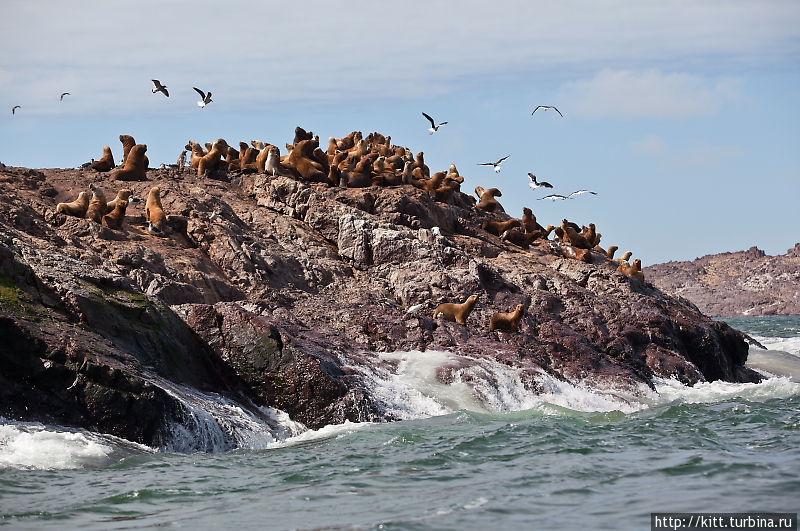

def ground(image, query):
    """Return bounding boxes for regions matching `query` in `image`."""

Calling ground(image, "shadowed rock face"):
[0,165,761,445]
[645,245,800,317]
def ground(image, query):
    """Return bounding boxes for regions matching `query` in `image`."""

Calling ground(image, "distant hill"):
[645,244,800,317]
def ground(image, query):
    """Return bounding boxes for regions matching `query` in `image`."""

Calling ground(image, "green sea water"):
[1,316,799,530]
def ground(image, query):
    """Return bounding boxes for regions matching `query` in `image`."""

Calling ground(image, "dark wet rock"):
[0,163,764,446]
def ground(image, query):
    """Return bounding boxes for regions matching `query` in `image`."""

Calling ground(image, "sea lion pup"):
[400,161,415,185]
[119,135,149,168]
[177,150,187,173]
[91,146,115,172]
[262,146,296,177]
[482,218,521,236]
[104,189,132,214]
[101,199,128,230]
[293,126,313,144]
[84,185,107,224]
[614,251,633,264]
[433,295,480,325]
[489,304,526,332]
[197,139,228,177]
[605,245,619,259]
[111,144,148,181]
[225,146,241,168]
[56,191,90,218]
[618,258,645,282]
[145,186,169,234]
[501,227,542,248]
[476,187,505,213]
[561,219,593,250]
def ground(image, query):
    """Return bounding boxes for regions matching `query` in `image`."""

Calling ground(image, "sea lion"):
[145,186,168,233]
[414,152,430,178]
[561,220,592,249]
[239,146,259,171]
[618,259,645,282]
[476,187,505,213]
[85,186,107,224]
[433,295,479,325]
[105,189,132,214]
[186,142,206,168]
[119,135,149,168]
[489,304,526,332]
[56,191,90,218]
[293,126,313,144]
[501,227,542,248]
[197,139,229,177]
[606,245,619,259]
[177,150,187,173]
[415,170,447,193]
[111,144,148,181]
[91,146,115,172]
[433,181,460,202]
[284,139,326,181]
[101,199,128,230]
[521,207,547,234]
[482,218,521,236]
[614,251,633,264]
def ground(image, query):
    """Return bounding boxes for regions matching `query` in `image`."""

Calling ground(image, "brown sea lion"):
[614,251,633,264]
[293,126,313,144]
[197,139,229,177]
[476,187,505,213]
[145,186,168,234]
[102,199,128,230]
[489,304,526,332]
[433,295,480,325]
[415,170,447,193]
[606,245,619,259]
[186,142,206,168]
[111,144,148,181]
[521,207,547,234]
[433,181,460,202]
[120,135,149,168]
[501,227,542,248]
[414,152,430,178]
[482,218,521,236]
[618,259,645,282]
[91,146,115,172]
[56,191,90,218]
[105,189,132,214]
[85,186,107,224]
[285,139,326,181]
[561,220,592,249]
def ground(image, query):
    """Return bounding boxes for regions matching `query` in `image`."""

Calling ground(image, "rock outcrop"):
[0,164,762,447]
[645,245,800,317]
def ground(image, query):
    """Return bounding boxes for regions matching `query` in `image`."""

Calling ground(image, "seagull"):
[194,87,212,108]
[11,105,20,115]
[151,79,169,97]
[422,112,447,134]
[59,92,70,101]
[406,303,424,314]
[531,105,563,117]
[431,226,441,236]
[538,194,570,201]
[477,155,510,173]
[527,173,553,189]
[568,190,597,198]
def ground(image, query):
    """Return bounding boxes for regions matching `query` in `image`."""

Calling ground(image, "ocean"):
[1,316,799,530]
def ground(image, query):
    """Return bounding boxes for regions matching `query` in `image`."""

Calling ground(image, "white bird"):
[477,155,510,173]
[422,112,447,134]
[406,304,424,314]
[531,105,563,117]
[568,190,597,198]
[11,105,20,115]
[527,173,553,189]
[59,92,70,101]
[151,79,169,97]
[538,190,597,201]
[539,194,570,201]
[194,87,212,108]
[431,226,441,236]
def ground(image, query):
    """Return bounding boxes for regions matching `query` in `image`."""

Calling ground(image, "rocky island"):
[645,245,800,317]
[0,130,763,450]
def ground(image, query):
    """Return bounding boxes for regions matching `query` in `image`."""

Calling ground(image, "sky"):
[1,0,798,264]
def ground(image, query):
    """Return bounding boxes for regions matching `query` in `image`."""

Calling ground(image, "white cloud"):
[559,69,742,118]
[630,135,741,167]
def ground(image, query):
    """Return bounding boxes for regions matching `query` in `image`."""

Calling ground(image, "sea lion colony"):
[57,127,645,333]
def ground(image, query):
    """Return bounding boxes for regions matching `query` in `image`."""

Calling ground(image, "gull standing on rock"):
[422,112,447,134]
[151,80,169,97]
[527,173,553,189]
[478,155,510,173]
[194,87,212,108]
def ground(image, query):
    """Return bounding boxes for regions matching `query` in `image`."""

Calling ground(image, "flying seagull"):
[422,112,447,134]
[568,190,597,197]
[11,105,20,115]
[477,155,510,173]
[527,173,553,189]
[531,105,563,117]
[538,194,569,201]
[59,92,70,101]
[538,190,597,201]
[151,79,169,97]
[194,87,212,108]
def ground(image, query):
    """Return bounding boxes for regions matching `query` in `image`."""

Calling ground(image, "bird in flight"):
[11,105,21,115]
[194,87,212,108]
[478,155,510,173]
[151,80,169,97]
[538,190,597,200]
[531,105,563,117]
[527,173,553,189]
[422,112,447,134]
[59,92,70,101]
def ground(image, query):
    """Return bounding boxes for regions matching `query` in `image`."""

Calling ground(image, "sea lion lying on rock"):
[618,259,645,282]
[475,187,505,213]
[91,146,115,172]
[56,191,90,218]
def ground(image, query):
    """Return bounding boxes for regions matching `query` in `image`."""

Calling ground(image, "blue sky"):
[1,0,798,264]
